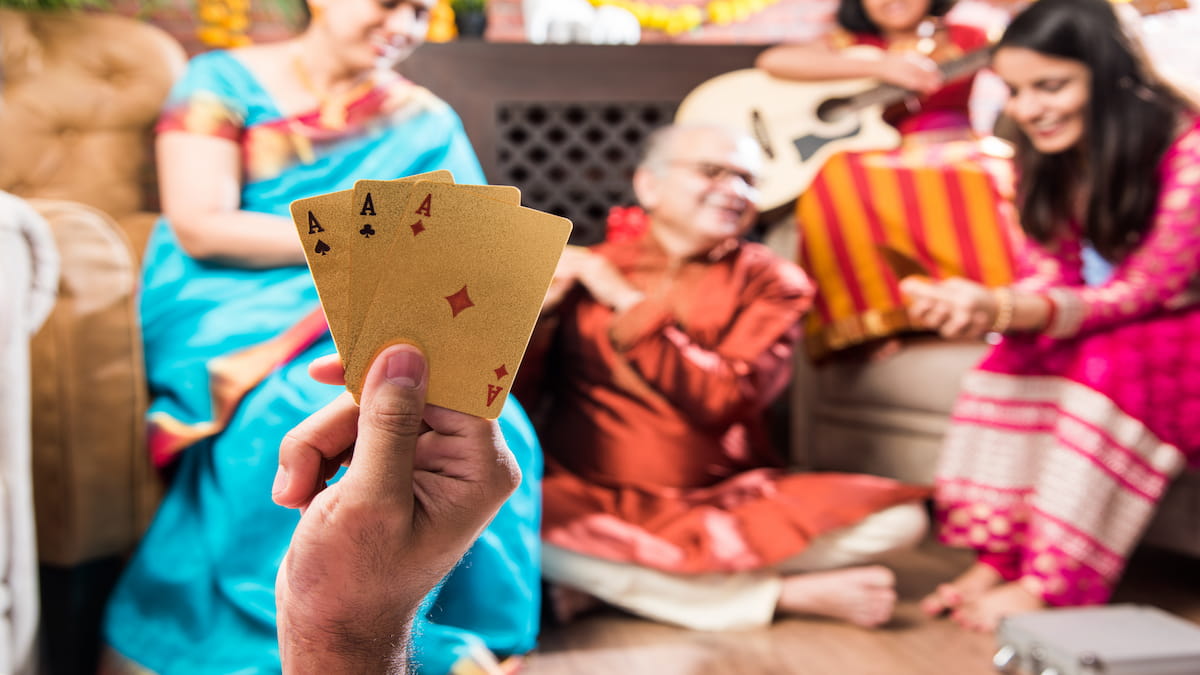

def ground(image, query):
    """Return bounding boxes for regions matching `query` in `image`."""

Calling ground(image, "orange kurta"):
[537,234,929,574]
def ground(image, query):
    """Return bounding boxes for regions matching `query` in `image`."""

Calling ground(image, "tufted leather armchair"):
[0,8,187,672]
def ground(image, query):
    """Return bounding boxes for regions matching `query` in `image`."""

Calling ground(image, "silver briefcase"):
[993,604,1200,675]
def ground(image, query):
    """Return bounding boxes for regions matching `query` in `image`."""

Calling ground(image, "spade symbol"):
[360,223,376,238]
[314,239,331,256]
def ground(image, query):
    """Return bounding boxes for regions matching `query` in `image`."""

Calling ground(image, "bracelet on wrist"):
[1039,292,1058,333]
[990,286,1015,334]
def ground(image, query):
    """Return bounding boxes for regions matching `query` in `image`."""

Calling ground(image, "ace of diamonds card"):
[344,181,572,419]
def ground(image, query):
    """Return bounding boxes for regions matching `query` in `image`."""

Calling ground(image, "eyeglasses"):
[668,160,759,189]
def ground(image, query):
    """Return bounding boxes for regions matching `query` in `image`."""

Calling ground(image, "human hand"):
[273,345,521,674]
[542,244,589,312]
[562,246,645,312]
[874,53,943,95]
[900,276,996,339]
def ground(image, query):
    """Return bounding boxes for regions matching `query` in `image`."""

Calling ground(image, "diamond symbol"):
[445,285,475,318]
[494,364,508,380]
[410,219,425,236]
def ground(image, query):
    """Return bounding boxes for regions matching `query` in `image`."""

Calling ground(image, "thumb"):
[343,344,428,505]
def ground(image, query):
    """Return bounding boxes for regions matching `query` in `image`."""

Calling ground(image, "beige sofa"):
[788,335,1200,560]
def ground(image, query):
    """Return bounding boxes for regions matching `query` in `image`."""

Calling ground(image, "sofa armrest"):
[116,211,162,265]
[28,199,161,567]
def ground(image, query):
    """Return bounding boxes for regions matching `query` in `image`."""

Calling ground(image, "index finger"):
[276,391,360,508]
[308,352,346,385]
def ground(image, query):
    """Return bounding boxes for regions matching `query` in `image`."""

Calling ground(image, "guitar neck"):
[851,47,993,109]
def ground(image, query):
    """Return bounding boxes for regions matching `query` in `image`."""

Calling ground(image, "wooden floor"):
[522,541,1200,675]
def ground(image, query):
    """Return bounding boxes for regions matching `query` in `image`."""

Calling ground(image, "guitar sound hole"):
[816,97,853,124]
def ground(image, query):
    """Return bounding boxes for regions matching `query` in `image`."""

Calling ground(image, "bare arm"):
[756,40,943,94]
[158,131,306,267]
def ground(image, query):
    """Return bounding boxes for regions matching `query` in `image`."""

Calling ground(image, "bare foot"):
[919,562,1004,617]
[547,583,602,623]
[777,565,898,628]
[952,581,1045,632]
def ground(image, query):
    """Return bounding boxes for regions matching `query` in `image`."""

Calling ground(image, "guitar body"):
[676,63,902,212]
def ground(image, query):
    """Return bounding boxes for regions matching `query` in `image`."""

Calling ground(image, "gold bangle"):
[990,286,1014,334]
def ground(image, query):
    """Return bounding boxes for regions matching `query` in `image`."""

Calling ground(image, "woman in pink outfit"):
[901,0,1200,632]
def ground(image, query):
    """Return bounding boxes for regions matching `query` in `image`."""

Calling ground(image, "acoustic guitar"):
[674,45,991,212]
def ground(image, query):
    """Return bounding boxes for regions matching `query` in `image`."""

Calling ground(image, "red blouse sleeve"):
[608,250,814,428]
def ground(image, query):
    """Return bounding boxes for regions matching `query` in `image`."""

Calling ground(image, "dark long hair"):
[836,0,956,35]
[997,0,1195,260]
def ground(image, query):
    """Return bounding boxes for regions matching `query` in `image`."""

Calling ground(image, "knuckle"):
[279,429,322,465]
[363,395,423,439]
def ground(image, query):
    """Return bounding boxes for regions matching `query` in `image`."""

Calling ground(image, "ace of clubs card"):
[345,181,572,418]
[347,178,520,353]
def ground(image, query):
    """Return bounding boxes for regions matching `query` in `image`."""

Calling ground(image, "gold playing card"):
[343,181,571,418]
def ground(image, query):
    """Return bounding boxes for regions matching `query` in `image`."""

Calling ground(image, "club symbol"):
[494,364,508,380]
[359,223,376,238]
[409,219,426,236]
[445,285,475,318]
[314,240,331,256]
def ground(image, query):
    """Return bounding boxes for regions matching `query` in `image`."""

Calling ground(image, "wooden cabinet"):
[401,43,767,243]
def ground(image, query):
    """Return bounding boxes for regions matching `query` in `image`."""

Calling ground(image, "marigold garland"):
[588,0,782,35]
[427,0,459,42]
[197,0,252,47]
[196,0,458,48]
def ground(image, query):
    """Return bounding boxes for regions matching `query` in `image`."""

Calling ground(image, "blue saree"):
[102,50,541,675]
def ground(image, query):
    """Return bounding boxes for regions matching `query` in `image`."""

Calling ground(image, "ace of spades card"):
[290,170,453,357]
[344,181,572,418]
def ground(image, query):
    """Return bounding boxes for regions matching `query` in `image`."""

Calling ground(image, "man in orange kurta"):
[530,124,930,630]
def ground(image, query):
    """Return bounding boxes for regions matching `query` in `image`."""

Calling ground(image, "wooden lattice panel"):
[495,101,676,245]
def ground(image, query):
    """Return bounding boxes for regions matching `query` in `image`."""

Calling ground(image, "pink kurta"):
[535,234,929,574]
[934,117,1200,606]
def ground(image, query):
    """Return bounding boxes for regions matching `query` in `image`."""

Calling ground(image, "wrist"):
[611,288,646,313]
[281,628,411,675]
[278,598,418,675]
[1038,292,1058,332]
[989,286,1015,334]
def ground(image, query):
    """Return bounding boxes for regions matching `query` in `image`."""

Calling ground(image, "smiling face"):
[861,0,932,35]
[994,46,1092,155]
[634,126,762,253]
[311,0,435,71]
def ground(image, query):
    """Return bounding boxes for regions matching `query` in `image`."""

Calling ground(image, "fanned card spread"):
[290,172,572,419]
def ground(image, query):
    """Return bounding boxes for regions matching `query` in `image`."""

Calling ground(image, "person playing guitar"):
[739,0,1019,361]
[757,0,992,139]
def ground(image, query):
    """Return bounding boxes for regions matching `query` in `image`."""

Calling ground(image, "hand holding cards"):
[290,173,572,418]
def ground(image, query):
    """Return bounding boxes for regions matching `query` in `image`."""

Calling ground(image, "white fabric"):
[523,0,640,45]
[0,191,59,675]
[543,502,928,631]
[1130,7,1200,100]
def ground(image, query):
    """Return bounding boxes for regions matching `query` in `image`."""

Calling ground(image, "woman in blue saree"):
[101,2,541,673]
